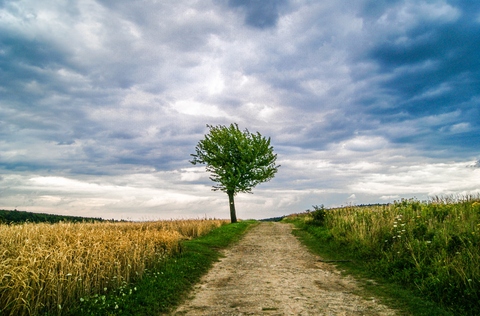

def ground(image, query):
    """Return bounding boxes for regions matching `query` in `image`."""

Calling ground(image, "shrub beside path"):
[173,222,396,315]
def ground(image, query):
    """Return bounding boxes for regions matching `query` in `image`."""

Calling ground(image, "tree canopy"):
[190,123,279,222]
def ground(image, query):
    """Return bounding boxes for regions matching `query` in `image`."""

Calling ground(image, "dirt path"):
[173,222,396,315]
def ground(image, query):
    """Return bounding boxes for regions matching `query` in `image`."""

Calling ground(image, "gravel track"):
[173,222,396,315]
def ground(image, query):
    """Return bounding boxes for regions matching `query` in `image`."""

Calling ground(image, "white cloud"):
[349,162,480,197]
[173,99,230,118]
[341,136,388,152]
[377,1,460,31]
[448,122,471,134]
[179,167,207,182]
[380,195,400,201]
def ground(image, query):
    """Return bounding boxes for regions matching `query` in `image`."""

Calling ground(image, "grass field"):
[286,196,480,316]
[0,219,229,315]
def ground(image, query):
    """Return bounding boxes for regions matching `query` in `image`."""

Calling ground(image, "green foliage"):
[311,204,327,225]
[0,209,104,224]
[190,123,279,222]
[287,197,480,315]
[68,220,257,315]
[190,123,279,194]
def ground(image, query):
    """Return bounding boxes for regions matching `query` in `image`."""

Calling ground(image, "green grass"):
[68,220,257,315]
[286,197,480,316]
[289,222,452,316]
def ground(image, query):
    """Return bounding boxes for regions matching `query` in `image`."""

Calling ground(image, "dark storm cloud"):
[368,24,480,113]
[341,1,480,156]
[0,36,70,107]
[227,0,288,28]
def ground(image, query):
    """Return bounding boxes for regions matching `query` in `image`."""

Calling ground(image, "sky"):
[1,0,479,220]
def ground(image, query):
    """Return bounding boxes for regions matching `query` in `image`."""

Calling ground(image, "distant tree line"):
[0,209,105,224]
[260,216,285,222]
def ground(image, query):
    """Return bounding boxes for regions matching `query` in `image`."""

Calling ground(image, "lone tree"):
[190,123,280,223]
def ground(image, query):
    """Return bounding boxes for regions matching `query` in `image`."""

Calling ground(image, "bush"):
[311,204,327,225]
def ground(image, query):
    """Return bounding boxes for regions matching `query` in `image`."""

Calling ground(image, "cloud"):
[0,0,479,220]
[341,136,388,152]
[227,0,289,29]
[380,195,400,201]
[348,161,480,197]
[470,160,480,169]
[363,3,480,118]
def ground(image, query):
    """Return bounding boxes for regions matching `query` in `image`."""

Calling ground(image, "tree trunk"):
[227,191,237,223]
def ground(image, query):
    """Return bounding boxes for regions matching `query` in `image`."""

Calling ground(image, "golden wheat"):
[0,218,227,315]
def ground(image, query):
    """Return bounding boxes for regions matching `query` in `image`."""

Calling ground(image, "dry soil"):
[173,222,397,315]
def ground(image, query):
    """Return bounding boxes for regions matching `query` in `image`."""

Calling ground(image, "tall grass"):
[299,196,480,315]
[0,219,227,315]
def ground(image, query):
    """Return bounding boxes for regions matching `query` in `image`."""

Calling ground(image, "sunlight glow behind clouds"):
[174,100,229,118]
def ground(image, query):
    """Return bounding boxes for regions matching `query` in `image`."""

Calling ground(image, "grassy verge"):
[288,220,453,316]
[69,220,257,315]
[286,198,480,315]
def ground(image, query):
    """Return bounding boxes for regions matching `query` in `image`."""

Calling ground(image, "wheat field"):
[0,219,227,315]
